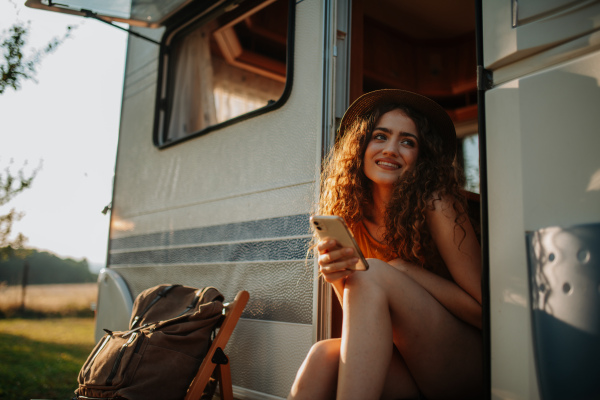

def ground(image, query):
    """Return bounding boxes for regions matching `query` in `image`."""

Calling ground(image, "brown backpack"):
[74,284,224,400]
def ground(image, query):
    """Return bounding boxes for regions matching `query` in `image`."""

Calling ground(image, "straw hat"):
[339,89,457,158]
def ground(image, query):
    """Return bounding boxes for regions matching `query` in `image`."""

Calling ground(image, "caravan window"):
[154,0,292,147]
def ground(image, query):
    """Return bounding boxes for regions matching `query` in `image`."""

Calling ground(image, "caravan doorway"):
[326,0,480,339]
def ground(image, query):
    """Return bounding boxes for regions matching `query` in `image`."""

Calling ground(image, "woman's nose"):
[382,141,398,156]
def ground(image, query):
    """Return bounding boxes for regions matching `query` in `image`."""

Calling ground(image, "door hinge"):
[477,66,493,91]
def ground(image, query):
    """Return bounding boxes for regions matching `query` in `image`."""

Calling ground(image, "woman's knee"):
[345,258,399,290]
[307,339,341,367]
[344,259,414,310]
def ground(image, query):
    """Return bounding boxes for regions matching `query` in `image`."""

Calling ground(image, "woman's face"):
[363,108,420,189]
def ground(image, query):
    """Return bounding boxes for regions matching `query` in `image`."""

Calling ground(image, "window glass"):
[155,0,290,146]
[462,134,480,194]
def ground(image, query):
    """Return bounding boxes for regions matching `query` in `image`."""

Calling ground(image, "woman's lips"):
[376,160,400,169]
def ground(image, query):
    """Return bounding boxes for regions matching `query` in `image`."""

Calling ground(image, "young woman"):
[289,89,482,400]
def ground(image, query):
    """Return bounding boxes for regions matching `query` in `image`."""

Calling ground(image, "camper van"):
[26,0,600,399]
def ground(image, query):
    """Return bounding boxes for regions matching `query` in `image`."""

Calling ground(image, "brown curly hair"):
[318,103,467,275]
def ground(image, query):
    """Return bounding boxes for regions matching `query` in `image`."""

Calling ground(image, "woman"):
[289,89,482,400]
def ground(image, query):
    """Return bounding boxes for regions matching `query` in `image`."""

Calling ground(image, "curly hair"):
[318,103,467,274]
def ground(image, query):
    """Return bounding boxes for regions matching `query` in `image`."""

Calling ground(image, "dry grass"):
[0,283,97,317]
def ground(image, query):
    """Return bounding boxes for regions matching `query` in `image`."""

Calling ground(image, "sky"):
[1,0,127,271]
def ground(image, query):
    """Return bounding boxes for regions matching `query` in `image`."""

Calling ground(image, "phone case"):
[310,215,369,270]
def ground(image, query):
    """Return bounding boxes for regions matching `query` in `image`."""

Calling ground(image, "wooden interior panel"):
[212,0,287,82]
[350,0,478,125]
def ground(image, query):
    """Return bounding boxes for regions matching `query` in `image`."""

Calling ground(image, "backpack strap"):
[172,292,201,319]
[130,284,180,329]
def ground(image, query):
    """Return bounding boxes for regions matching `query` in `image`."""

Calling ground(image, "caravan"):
[25,0,600,398]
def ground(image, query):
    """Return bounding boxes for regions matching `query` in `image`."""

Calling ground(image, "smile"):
[376,161,400,169]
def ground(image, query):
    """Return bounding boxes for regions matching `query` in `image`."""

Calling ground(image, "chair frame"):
[185,290,249,400]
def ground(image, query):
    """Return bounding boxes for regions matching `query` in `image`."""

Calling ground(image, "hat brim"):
[339,89,457,158]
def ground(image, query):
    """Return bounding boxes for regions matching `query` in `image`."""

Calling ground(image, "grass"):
[0,317,96,400]
[0,284,98,399]
[0,283,97,318]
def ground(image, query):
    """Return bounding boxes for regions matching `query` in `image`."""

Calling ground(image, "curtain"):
[167,24,217,141]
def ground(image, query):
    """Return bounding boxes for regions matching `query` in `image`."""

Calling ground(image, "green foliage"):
[0,318,95,400]
[0,23,32,94]
[0,160,37,207]
[0,247,97,285]
[0,20,73,94]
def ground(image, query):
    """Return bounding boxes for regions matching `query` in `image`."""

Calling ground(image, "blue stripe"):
[110,214,311,251]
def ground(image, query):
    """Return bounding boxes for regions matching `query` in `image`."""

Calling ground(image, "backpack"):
[74,284,224,400]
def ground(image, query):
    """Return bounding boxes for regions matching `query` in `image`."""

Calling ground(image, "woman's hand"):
[317,238,359,283]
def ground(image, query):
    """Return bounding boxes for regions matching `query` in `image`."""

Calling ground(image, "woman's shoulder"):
[426,191,462,212]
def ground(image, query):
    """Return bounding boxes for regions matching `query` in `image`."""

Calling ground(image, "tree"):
[0,248,97,284]
[1,4,74,258]
[1,2,74,94]
[0,160,40,259]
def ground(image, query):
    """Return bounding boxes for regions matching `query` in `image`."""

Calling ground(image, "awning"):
[24,0,227,28]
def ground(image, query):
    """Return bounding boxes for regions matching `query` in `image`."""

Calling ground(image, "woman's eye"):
[401,139,416,147]
[373,133,386,140]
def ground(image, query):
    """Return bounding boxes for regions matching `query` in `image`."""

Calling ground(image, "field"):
[0,283,98,399]
[0,318,96,399]
[0,283,97,317]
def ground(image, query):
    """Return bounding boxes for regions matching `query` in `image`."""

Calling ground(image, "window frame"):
[152,0,296,149]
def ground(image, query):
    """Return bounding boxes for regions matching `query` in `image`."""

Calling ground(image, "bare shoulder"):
[424,192,474,245]
[425,192,464,220]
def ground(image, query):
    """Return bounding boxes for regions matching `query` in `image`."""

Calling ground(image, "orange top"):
[353,221,453,280]
[351,222,399,262]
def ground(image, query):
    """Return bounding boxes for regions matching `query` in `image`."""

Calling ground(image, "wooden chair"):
[185,290,250,400]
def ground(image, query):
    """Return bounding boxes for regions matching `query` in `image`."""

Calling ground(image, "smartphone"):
[310,215,369,271]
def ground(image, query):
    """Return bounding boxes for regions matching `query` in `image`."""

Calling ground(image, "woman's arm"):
[392,196,482,328]
[428,196,482,302]
[389,259,482,328]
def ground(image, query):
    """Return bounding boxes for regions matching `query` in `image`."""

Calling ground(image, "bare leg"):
[337,269,394,400]
[288,339,339,400]
[337,259,482,400]
[380,346,421,400]
[289,339,421,400]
